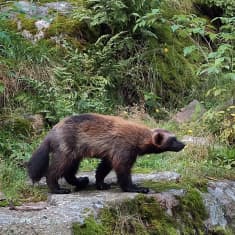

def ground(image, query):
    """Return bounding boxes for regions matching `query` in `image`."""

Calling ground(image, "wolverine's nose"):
[176,142,185,151]
[180,142,185,149]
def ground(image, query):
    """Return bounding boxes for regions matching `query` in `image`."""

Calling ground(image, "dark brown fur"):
[28,113,185,194]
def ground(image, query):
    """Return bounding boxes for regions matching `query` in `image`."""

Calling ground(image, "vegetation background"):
[0,0,234,212]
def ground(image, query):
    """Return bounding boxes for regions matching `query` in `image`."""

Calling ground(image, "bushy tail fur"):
[27,138,50,183]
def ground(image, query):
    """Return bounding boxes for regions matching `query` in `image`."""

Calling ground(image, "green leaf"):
[171,24,182,32]
[183,45,197,57]
[0,83,4,94]
[222,73,235,81]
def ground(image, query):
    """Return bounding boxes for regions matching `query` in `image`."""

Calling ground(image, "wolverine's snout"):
[175,142,185,152]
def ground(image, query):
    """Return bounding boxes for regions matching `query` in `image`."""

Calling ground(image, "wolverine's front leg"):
[113,157,149,194]
[64,159,89,191]
[46,172,71,194]
[95,158,112,190]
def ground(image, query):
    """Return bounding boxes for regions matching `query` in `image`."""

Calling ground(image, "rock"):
[153,189,185,216]
[21,29,33,41]
[2,172,235,234]
[35,20,50,31]
[13,1,73,17]
[9,201,47,212]
[182,135,211,145]
[33,30,45,42]
[0,171,182,234]
[44,2,73,14]
[76,171,181,185]
[203,180,235,231]
[14,1,48,17]
[0,189,185,235]
[173,99,206,123]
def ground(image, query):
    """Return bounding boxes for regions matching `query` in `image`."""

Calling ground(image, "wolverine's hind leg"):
[96,157,112,190]
[64,158,89,191]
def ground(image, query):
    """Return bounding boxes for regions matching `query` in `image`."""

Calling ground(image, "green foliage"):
[208,147,235,169]
[71,0,200,108]
[202,105,235,144]
[0,160,47,204]
[171,10,235,109]
[195,0,235,17]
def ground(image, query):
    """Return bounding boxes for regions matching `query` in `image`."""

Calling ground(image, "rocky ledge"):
[0,171,234,234]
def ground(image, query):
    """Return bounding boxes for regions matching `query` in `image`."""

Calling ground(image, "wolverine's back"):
[50,113,151,159]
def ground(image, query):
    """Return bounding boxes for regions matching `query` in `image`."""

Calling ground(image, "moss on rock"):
[45,14,81,37]
[17,14,37,34]
[72,217,105,235]
[72,190,212,235]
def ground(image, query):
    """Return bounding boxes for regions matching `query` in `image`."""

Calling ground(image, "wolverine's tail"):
[27,138,50,183]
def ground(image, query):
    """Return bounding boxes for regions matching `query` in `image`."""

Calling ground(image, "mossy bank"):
[72,185,233,235]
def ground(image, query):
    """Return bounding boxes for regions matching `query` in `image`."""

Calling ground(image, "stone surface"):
[182,135,211,146]
[35,20,50,31]
[173,99,206,123]
[153,189,185,216]
[44,2,73,14]
[14,1,48,17]
[203,180,235,231]
[79,171,181,184]
[1,172,235,234]
[0,172,181,235]
[13,1,73,17]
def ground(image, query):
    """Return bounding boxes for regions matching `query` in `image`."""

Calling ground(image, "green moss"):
[149,22,202,107]
[0,17,18,32]
[45,15,81,38]
[72,217,105,235]
[72,191,212,235]
[142,177,208,193]
[143,181,183,192]
[158,188,208,234]
[17,14,37,34]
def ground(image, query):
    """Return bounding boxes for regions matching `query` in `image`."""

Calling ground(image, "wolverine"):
[28,113,185,194]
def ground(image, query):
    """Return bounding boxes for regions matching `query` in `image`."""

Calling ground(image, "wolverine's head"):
[151,128,185,153]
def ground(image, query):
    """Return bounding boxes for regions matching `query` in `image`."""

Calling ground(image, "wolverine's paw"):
[136,187,149,194]
[51,188,71,194]
[96,182,111,190]
[74,177,89,191]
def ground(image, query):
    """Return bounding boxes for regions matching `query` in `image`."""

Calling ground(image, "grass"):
[0,161,47,205]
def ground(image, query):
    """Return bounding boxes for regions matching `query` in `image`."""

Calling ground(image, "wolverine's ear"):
[152,132,164,147]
